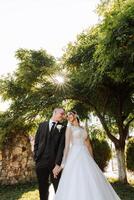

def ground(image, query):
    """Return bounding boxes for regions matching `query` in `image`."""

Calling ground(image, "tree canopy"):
[0,49,65,147]
[61,0,134,182]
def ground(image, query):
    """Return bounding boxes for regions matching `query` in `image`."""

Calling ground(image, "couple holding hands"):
[34,108,121,200]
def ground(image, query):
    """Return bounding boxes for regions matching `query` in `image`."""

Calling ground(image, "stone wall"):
[0,133,36,185]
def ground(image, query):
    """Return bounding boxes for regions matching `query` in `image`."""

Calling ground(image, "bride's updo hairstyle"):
[69,110,80,124]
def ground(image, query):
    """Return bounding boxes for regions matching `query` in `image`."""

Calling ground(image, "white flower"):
[56,124,63,132]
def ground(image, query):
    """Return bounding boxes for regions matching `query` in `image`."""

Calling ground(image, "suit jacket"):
[34,121,66,167]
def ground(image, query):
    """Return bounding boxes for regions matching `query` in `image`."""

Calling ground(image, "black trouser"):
[36,166,61,200]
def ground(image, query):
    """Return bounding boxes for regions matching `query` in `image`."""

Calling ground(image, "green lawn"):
[0,182,39,200]
[0,180,134,200]
[111,181,134,200]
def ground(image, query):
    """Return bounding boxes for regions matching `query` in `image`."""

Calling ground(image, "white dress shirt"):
[49,119,57,131]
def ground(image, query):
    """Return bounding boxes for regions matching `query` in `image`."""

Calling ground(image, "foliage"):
[63,100,89,120]
[88,126,106,140]
[0,49,64,148]
[92,137,112,171]
[126,137,134,171]
[61,0,134,182]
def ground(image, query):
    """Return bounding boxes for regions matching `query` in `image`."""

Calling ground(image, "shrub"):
[126,137,134,171]
[92,138,112,171]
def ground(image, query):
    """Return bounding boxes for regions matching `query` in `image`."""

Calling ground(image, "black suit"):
[34,121,66,200]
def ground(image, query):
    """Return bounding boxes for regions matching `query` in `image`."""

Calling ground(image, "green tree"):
[0,49,64,147]
[62,0,134,183]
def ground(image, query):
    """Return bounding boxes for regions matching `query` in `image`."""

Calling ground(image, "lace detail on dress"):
[71,126,87,145]
[61,125,88,167]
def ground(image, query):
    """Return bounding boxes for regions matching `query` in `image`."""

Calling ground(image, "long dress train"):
[54,125,121,200]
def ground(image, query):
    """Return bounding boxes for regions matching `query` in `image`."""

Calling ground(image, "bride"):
[53,111,121,200]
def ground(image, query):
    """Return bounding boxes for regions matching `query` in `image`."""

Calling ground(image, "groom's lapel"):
[41,121,49,143]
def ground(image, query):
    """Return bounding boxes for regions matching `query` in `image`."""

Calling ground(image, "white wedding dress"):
[54,125,121,200]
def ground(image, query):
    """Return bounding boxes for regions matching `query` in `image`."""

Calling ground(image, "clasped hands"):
[53,164,63,179]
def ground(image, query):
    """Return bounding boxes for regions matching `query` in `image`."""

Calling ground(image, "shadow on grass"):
[0,181,39,200]
[111,181,134,200]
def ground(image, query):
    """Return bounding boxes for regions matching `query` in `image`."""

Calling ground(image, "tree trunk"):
[94,108,128,183]
[115,148,127,183]
[85,118,88,130]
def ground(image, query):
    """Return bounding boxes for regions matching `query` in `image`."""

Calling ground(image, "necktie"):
[50,122,56,133]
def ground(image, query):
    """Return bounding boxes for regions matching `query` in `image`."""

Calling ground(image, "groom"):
[34,108,66,200]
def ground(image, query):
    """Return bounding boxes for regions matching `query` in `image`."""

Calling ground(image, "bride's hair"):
[69,110,80,124]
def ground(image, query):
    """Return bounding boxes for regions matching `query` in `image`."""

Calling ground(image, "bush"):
[126,137,134,171]
[92,138,112,172]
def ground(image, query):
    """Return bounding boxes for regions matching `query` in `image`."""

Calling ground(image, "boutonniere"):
[56,124,63,132]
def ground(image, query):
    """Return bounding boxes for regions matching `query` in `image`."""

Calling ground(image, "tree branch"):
[86,101,119,145]
[126,117,134,127]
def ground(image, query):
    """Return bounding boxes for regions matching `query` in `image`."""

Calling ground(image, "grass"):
[0,180,134,200]
[111,180,134,200]
[0,182,39,200]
